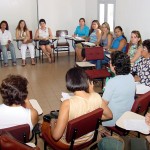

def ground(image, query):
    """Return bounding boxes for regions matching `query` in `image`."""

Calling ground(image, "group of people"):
[0,17,149,148]
[0,19,54,67]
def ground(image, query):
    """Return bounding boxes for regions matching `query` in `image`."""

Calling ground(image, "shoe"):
[4,63,8,67]
[12,62,16,66]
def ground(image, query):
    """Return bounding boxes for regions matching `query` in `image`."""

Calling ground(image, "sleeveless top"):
[89,30,97,43]
[100,36,108,47]
[129,44,141,64]
[38,27,49,38]
[0,104,33,130]
[111,35,126,52]
[60,92,102,145]
[16,30,27,39]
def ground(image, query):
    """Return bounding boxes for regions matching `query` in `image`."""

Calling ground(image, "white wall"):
[115,0,150,41]
[85,0,150,42]
[0,0,38,58]
[38,0,86,51]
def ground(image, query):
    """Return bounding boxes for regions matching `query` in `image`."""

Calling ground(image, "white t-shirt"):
[0,104,33,130]
[0,29,12,45]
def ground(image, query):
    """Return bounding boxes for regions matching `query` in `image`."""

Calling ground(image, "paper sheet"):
[61,92,74,102]
[82,42,95,47]
[135,82,150,94]
[123,119,150,134]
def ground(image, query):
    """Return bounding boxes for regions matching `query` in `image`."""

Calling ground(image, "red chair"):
[42,108,103,150]
[84,47,111,88]
[0,124,30,143]
[106,91,150,136]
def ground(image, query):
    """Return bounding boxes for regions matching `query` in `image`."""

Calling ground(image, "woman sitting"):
[34,19,54,63]
[131,39,150,87]
[16,20,35,66]
[0,20,16,67]
[0,75,38,130]
[42,67,112,146]
[128,30,142,65]
[102,51,135,126]
[100,22,113,49]
[110,26,127,53]
[73,18,89,39]
[75,20,101,63]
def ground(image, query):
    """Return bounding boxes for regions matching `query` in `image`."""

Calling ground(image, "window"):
[98,0,116,31]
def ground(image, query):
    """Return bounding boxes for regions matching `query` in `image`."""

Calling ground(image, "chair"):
[42,108,103,150]
[0,130,40,150]
[83,47,111,88]
[54,30,70,59]
[106,91,150,137]
[125,43,129,54]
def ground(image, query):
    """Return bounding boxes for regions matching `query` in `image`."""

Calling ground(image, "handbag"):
[39,40,50,45]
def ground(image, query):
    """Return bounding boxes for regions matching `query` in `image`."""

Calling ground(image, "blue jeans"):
[90,60,101,70]
[1,43,16,64]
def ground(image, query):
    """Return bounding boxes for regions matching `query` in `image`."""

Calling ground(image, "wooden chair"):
[54,30,70,59]
[83,47,111,88]
[42,108,103,150]
[106,91,150,137]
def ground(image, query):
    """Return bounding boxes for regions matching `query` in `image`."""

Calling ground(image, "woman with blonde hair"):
[100,22,113,49]
[128,30,142,64]
[16,20,35,66]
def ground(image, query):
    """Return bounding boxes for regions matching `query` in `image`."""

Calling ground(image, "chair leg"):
[42,51,43,63]
[57,50,58,59]
[44,141,47,150]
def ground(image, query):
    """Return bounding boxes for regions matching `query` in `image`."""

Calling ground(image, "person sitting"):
[41,67,112,146]
[75,20,101,63]
[73,18,89,39]
[128,30,142,65]
[16,20,35,66]
[110,26,127,53]
[131,39,150,87]
[0,75,38,130]
[100,22,113,49]
[102,51,135,126]
[34,19,54,63]
[0,20,16,67]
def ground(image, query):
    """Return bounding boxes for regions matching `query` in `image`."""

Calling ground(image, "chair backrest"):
[66,108,103,143]
[29,31,33,39]
[0,124,30,143]
[131,91,150,114]
[56,30,68,37]
[125,43,129,54]
[85,47,104,61]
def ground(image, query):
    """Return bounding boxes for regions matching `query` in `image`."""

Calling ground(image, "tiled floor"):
[0,55,101,149]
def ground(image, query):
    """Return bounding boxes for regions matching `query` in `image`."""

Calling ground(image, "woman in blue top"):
[110,26,127,53]
[73,18,89,38]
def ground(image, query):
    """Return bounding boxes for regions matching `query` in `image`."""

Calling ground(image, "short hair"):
[0,75,28,106]
[111,51,131,75]
[39,19,46,24]
[0,20,9,30]
[65,67,89,92]
[79,18,85,22]
[142,39,150,53]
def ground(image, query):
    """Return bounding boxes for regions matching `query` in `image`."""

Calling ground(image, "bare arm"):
[95,29,101,46]
[48,27,53,39]
[130,46,142,63]
[34,29,40,40]
[101,99,113,120]
[16,30,20,40]
[24,98,38,126]
[51,100,69,141]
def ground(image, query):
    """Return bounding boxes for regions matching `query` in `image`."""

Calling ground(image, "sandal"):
[22,60,26,66]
